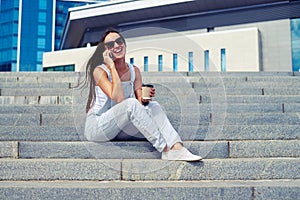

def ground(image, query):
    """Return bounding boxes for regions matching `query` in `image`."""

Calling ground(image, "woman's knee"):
[123,98,140,107]
[148,101,160,107]
[122,98,142,112]
[148,101,163,111]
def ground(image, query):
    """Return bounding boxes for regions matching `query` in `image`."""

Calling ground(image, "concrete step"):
[0,126,79,141]
[1,140,298,159]
[143,74,300,81]
[196,95,300,103]
[1,77,300,88]
[0,72,79,83]
[121,158,300,181]
[185,71,300,77]
[0,82,72,89]
[143,73,300,83]
[0,158,299,181]
[0,76,78,84]
[0,71,78,77]
[1,141,227,159]
[0,180,299,200]
[154,86,300,96]
[181,124,300,141]
[169,113,300,125]
[197,88,300,95]
[0,72,299,89]
[0,112,298,126]
[1,94,300,105]
[0,88,73,96]
[145,71,300,78]
[150,79,300,88]
[170,103,300,113]
[0,125,299,141]
[192,80,300,88]
[0,103,299,114]
[1,86,300,96]
[0,95,73,105]
[0,104,73,114]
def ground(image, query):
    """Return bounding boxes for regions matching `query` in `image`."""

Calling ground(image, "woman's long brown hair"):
[83,42,105,113]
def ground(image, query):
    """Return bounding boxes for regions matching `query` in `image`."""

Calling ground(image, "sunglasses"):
[104,37,124,49]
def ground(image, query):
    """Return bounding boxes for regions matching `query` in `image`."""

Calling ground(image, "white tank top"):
[90,63,135,115]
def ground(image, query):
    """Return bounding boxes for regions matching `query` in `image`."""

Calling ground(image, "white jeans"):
[85,98,182,152]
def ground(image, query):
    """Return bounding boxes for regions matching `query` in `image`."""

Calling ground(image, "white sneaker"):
[161,147,202,161]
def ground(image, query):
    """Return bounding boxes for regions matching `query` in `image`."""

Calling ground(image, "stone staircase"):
[0,71,299,199]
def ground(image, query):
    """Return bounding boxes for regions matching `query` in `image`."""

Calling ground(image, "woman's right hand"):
[103,50,114,69]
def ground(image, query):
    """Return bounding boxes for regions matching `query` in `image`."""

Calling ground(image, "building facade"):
[0,0,108,72]
[43,0,300,72]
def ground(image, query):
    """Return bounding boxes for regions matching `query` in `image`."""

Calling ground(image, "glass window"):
[37,51,43,62]
[1,50,11,61]
[291,18,300,72]
[39,0,47,10]
[12,50,17,60]
[11,63,17,72]
[38,25,46,36]
[13,23,18,34]
[64,65,75,71]
[13,10,19,21]
[158,55,163,71]
[1,23,10,35]
[0,63,12,72]
[43,65,75,71]
[2,37,11,49]
[55,39,60,50]
[292,49,300,72]
[36,64,43,71]
[130,58,134,65]
[1,1,10,10]
[57,5,64,13]
[56,16,64,26]
[14,0,19,7]
[37,38,46,49]
[38,12,47,23]
[173,53,178,71]
[221,48,226,72]
[144,56,148,72]
[188,52,193,72]
[44,68,54,71]
[204,50,209,71]
[13,36,18,46]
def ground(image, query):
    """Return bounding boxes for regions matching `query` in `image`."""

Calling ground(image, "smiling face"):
[104,32,126,60]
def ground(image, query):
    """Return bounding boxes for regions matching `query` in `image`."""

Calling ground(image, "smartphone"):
[109,52,115,60]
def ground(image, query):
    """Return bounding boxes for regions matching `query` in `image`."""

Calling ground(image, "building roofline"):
[60,0,294,50]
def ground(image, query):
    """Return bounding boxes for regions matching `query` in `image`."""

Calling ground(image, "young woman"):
[83,28,202,161]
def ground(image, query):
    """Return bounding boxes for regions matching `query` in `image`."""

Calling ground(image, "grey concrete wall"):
[217,19,293,72]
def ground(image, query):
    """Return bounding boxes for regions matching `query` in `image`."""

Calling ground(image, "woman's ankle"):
[170,142,183,151]
[163,145,169,152]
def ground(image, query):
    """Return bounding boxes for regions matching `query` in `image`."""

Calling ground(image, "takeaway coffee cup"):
[142,84,154,100]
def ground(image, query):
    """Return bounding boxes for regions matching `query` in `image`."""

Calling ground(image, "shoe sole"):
[161,157,203,162]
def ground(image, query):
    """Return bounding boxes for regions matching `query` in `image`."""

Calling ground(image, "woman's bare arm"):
[93,51,124,102]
